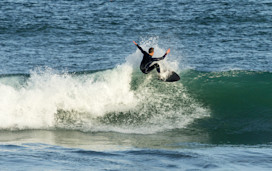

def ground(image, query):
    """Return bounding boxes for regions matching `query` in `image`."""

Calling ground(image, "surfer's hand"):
[166,48,170,55]
[133,41,137,46]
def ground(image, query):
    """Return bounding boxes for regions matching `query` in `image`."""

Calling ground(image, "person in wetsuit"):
[133,41,170,74]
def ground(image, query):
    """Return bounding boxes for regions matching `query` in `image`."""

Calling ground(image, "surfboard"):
[159,71,180,82]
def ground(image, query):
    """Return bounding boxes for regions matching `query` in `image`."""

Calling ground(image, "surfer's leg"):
[144,62,160,74]
[145,64,156,73]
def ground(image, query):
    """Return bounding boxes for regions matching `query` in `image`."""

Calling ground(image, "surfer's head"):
[149,47,154,56]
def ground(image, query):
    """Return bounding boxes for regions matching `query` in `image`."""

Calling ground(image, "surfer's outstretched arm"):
[133,41,145,54]
[152,48,170,61]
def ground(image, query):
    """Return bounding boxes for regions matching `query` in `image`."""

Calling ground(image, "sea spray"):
[0,45,209,133]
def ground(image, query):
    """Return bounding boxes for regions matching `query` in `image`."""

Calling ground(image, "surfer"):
[133,41,170,74]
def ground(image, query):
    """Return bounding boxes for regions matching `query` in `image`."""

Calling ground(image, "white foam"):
[0,64,138,130]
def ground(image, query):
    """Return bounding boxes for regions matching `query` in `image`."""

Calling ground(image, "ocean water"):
[0,0,272,170]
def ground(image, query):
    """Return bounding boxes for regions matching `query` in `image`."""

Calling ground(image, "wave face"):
[181,70,272,144]
[181,70,272,117]
[2,68,271,137]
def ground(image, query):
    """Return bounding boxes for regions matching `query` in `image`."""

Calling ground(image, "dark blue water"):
[1,0,272,170]
[1,0,271,74]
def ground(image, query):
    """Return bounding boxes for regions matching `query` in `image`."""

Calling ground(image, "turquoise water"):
[1,0,272,170]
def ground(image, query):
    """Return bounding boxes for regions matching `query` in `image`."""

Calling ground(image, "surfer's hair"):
[149,48,154,53]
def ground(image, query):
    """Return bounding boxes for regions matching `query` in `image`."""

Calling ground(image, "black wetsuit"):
[136,44,167,74]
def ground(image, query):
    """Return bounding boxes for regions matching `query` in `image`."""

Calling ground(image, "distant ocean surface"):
[1,0,272,170]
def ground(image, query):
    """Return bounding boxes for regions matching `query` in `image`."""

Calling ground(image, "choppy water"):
[1,0,272,170]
